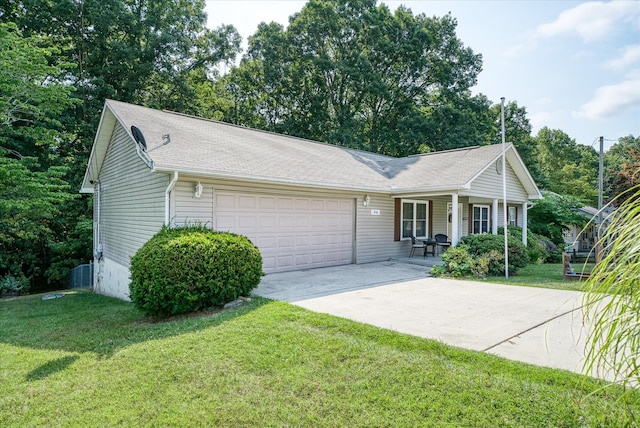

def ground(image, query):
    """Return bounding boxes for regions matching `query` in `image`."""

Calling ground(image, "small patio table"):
[422,238,436,257]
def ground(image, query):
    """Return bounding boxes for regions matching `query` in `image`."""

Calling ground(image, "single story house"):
[81,100,542,300]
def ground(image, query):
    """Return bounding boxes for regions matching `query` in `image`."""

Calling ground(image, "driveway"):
[254,261,609,381]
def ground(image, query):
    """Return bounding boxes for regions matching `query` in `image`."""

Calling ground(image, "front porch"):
[397,194,530,249]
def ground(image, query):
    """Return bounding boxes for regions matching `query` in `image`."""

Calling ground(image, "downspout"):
[94,181,102,290]
[165,171,179,226]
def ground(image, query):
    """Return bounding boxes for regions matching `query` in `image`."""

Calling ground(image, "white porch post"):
[492,199,499,235]
[522,202,528,246]
[451,193,459,245]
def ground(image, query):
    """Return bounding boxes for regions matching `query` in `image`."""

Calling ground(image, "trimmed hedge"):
[129,225,263,317]
[459,233,529,275]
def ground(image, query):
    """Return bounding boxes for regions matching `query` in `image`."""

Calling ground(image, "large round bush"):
[129,225,263,317]
[459,233,529,275]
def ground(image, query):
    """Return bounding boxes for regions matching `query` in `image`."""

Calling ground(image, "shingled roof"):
[81,99,541,198]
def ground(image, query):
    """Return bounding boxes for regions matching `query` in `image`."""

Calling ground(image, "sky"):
[205,0,640,151]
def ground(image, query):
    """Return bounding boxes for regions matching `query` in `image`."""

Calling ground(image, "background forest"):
[1,0,638,292]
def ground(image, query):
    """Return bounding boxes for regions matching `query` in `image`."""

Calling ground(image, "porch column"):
[522,202,528,246]
[492,199,499,235]
[451,193,459,246]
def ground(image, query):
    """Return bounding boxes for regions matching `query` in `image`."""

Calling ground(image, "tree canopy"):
[220,0,483,156]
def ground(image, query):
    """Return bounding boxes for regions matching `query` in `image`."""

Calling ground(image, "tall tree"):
[228,0,483,156]
[534,127,598,205]
[0,23,78,289]
[0,1,241,289]
[604,135,640,205]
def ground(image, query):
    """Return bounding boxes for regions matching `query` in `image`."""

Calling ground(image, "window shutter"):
[428,200,433,238]
[489,204,493,231]
[394,198,401,241]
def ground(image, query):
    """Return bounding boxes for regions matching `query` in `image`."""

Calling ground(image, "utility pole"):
[597,136,604,263]
[501,98,509,279]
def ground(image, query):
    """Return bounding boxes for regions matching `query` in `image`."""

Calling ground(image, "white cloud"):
[537,1,640,42]
[574,76,640,119]
[529,111,553,130]
[606,45,640,70]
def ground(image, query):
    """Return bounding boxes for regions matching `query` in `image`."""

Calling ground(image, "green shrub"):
[431,246,506,279]
[129,225,263,317]
[431,246,474,277]
[0,273,28,296]
[459,233,529,275]
[471,250,504,278]
[498,226,548,264]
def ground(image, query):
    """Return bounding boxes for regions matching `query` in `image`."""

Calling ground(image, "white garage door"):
[214,192,354,273]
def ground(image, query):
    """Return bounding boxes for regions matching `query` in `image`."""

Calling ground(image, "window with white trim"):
[472,205,490,234]
[401,200,428,239]
[508,206,517,227]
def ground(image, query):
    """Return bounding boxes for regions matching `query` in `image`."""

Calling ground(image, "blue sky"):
[205,0,640,150]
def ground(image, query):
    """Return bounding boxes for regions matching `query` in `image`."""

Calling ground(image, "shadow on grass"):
[0,289,270,358]
[26,355,80,381]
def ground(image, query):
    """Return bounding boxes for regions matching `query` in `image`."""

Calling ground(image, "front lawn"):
[485,263,594,291]
[1,290,636,426]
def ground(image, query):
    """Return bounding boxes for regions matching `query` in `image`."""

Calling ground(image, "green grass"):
[1,290,637,426]
[484,263,594,291]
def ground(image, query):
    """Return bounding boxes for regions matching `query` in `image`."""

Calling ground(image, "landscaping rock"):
[224,296,251,309]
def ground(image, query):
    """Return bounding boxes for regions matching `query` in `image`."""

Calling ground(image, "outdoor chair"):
[409,236,426,258]
[434,234,451,255]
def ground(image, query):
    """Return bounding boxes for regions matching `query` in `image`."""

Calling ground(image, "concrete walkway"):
[254,261,612,381]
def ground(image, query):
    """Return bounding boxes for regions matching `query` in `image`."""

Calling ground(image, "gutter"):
[165,171,179,225]
[151,165,469,196]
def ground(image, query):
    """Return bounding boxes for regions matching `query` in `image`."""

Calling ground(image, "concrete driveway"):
[254,261,609,381]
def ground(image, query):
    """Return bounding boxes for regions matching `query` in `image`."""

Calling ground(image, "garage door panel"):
[216,215,235,229]
[214,192,353,273]
[238,196,256,208]
[278,255,293,268]
[278,236,294,248]
[238,216,256,229]
[262,256,276,270]
[295,199,310,210]
[260,216,276,228]
[278,198,294,210]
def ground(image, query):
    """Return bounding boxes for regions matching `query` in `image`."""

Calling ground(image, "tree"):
[0,154,76,287]
[527,191,590,246]
[0,22,75,162]
[584,185,640,419]
[534,127,598,205]
[228,0,483,156]
[1,2,241,289]
[604,135,640,205]
[0,23,81,289]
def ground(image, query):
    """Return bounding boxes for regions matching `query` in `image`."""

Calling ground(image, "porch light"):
[363,195,371,206]
[194,181,203,198]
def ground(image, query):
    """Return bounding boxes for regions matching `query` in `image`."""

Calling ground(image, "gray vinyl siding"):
[98,124,167,267]
[354,195,473,262]
[172,181,214,226]
[355,195,405,263]
[463,163,528,202]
